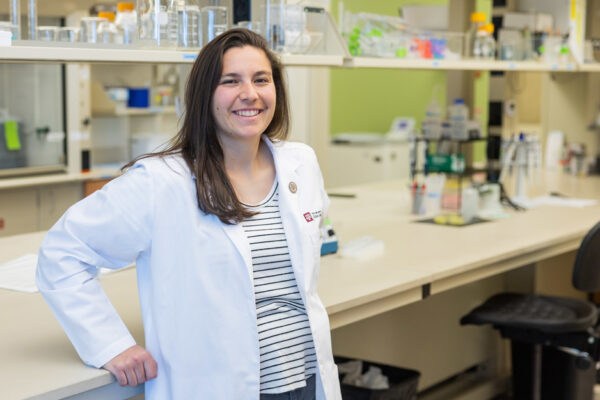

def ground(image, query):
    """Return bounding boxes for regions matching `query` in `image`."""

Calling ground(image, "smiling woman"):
[36,28,342,400]
[212,46,276,143]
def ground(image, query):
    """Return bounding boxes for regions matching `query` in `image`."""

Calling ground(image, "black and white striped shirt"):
[242,181,317,394]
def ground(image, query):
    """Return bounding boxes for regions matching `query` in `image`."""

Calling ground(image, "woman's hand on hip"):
[103,345,158,386]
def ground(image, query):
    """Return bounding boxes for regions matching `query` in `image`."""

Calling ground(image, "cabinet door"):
[0,188,38,237]
[38,183,83,230]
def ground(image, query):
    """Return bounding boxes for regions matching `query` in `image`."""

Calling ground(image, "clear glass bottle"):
[177,0,200,48]
[482,23,496,59]
[448,99,469,140]
[251,0,285,52]
[9,0,20,40]
[115,2,138,44]
[200,5,228,45]
[465,11,485,58]
[28,0,37,40]
[98,12,123,44]
[137,0,177,47]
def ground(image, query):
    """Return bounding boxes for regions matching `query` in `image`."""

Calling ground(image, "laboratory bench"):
[1,171,600,399]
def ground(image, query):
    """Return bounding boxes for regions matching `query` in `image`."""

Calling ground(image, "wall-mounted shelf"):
[92,106,177,117]
[345,57,578,72]
[578,63,600,72]
[0,43,346,67]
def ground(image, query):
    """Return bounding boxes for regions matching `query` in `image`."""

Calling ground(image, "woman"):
[36,29,341,400]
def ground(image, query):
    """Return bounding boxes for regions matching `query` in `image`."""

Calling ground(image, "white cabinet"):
[0,188,38,236]
[326,142,409,188]
[0,182,83,237]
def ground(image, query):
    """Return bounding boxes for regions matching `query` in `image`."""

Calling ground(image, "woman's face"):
[211,46,276,145]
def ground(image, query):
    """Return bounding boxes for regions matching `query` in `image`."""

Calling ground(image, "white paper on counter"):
[0,254,39,293]
[0,254,133,293]
[531,196,597,208]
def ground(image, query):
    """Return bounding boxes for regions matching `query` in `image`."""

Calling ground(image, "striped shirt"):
[242,180,317,394]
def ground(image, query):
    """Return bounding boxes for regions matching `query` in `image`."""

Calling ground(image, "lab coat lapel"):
[221,222,253,283]
[266,140,308,304]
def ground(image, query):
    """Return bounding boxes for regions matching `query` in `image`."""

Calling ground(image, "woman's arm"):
[36,162,156,379]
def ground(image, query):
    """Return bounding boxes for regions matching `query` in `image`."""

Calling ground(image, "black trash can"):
[335,356,420,400]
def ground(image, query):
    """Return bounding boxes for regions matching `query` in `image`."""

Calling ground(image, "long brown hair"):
[124,29,290,224]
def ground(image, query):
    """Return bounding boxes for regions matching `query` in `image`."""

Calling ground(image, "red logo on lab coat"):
[304,212,314,222]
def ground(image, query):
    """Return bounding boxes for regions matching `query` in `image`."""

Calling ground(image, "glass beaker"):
[283,4,306,54]
[57,27,80,42]
[28,0,37,40]
[37,26,58,41]
[9,0,20,39]
[251,0,284,52]
[80,17,107,43]
[137,0,177,47]
[178,1,201,48]
[200,6,228,45]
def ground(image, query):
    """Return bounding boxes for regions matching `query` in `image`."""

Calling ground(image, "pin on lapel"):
[288,182,297,193]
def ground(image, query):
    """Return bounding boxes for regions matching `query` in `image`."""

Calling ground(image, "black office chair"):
[461,221,600,400]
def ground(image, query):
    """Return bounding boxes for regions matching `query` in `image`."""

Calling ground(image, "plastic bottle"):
[422,89,442,140]
[448,99,469,140]
[115,2,138,44]
[465,12,486,58]
[98,12,123,44]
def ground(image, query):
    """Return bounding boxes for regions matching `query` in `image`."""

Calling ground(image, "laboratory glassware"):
[448,99,469,140]
[115,2,138,44]
[137,0,177,47]
[251,0,284,52]
[283,4,306,54]
[57,27,80,42]
[37,26,58,41]
[200,6,228,45]
[0,21,18,40]
[465,12,485,58]
[28,0,37,39]
[98,12,123,44]
[9,0,20,40]
[80,17,106,43]
[177,0,201,48]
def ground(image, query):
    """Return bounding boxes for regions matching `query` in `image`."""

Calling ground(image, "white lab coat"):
[36,138,342,400]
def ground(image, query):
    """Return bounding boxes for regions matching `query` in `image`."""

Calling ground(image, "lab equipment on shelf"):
[28,0,36,40]
[464,12,485,58]
[422,89,443,140]
[137,0,177,47]
[9,0,20,39]
[80,17,107,43]
[448,99,469,140]
[57,27,80,42]
[499,132,542,209]
[115,2,138,44]
[342,10,463,59]
[97,12,123,44]
[37,26,58,41]
[177,0,201,48]
[251,0,285,52]
[201,5,228,46]
[473,23,496,59]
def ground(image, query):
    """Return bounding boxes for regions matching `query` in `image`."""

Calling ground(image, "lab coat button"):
[289,182,297,193]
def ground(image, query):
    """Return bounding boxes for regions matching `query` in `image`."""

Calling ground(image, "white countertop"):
[1,171,599,399]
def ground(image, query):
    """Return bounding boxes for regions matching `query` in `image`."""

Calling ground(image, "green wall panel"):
[330,0,449,136]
